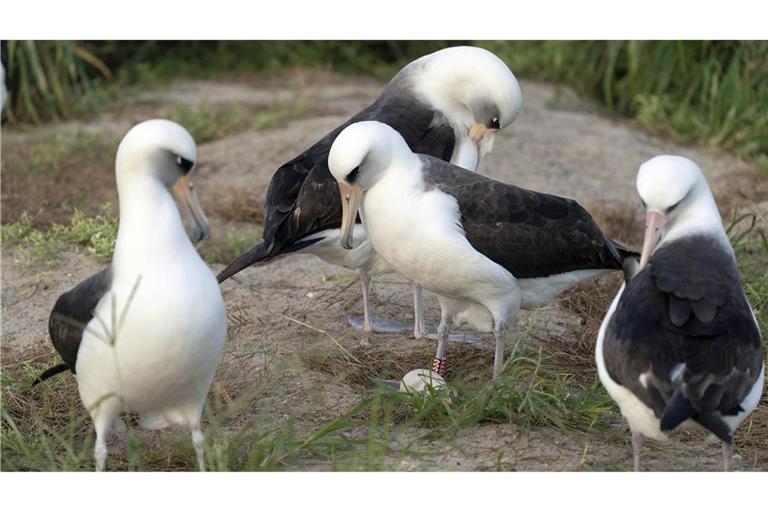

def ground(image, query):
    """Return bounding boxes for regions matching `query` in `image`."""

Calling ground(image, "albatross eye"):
[176,155,195,174]
[489,117,500,130]
[347,166,360,184]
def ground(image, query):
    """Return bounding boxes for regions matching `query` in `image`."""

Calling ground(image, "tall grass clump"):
[482,41,768,171]
[3,41,112,123]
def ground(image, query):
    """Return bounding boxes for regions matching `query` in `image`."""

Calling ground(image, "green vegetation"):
[202,226,264,264]
[728,211,768,340]
[1,204,118,267]
[1,354,358,471]
[483,41,768,171]
[4,41,766,172]
[3,130,115,177]
[170,98,314,144]
[4,41,112,124]
[1,329,614,471]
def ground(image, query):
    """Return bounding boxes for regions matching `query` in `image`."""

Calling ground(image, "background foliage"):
[2,40,767,170]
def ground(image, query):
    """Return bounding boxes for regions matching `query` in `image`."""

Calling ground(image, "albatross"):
[328,121,635,377]
[34,119,227,471]
[216,46,522,339]
[596,155,764,471]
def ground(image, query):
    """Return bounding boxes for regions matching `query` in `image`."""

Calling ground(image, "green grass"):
[2,326,615,471]
[5,41,766,172]
[303,326,617,436]
[2,204,118,267]
[169,98,314,144]
[481,41,768,172]
[202,226,264,264]
[2,130,116,177]
[0,352,367,471]
[3,41,113,124]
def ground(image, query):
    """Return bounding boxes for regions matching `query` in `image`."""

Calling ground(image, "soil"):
[2,69,766,471]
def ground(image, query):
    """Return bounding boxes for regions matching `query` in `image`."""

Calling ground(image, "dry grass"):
[207,185,268,224]
[302,342,494,390]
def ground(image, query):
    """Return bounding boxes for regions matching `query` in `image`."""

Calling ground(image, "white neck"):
[112,173,193,274]
[660,184,730,251]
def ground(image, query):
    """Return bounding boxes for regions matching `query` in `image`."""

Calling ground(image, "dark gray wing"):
[603,236,763,441]
[47,268,112,373]
[420,156,627,278]
[217,83,456,283]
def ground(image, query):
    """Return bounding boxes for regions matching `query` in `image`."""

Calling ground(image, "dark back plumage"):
[603,235,763,441]
[36,268,112,384]
[420,156,630,278]
[217,75,456,283]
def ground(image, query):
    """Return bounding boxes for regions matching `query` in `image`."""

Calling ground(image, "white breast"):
[595,283,667,440]
[75,235,226,427]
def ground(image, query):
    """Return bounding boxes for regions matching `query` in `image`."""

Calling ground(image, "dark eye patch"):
[347,166,360,184]
[666,188,691,214]
[666,198,683,214]
[489,117,500,130]
[176,155,195,174]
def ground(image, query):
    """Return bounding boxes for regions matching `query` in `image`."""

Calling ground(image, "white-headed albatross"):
[216,46,522,339]
[328,121,635,378]
[34,119,227,471]
[596,155,764,471]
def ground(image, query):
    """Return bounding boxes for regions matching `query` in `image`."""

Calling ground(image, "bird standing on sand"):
[35,120,227,471]
[216,46,522,340]
[328,121,634,378]
[596,155,764,471]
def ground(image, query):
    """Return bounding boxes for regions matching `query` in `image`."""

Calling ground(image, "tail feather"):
[217,239,275,283]
[661,389,733,443]
[660,389,696,431]
[32,363,69,386]
[217,234,327,284]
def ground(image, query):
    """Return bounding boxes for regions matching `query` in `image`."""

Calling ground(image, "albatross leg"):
[413,284,426,340]
[359,270,375,332]
[722,441,735,472]
[346,271,412,334]
[192,426,206,472]
[432,314,450,376]
[492,320,507,378]
[631,431,644,471]
[90,399,120,472]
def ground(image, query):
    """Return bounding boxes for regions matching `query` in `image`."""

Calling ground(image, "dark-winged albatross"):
[328,121,635,378]
[34,119,227,471]
[596,155,764,471]
[216,46,522,339]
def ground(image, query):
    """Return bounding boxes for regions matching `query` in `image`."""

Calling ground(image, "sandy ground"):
[2,70,766,470]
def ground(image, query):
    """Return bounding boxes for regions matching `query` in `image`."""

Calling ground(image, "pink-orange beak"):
[172,175,210,243]
[338,182,363,250]
[639,210,668,268]
[468,123,498,150]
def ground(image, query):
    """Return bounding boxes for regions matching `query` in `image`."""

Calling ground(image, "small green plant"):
[169,103,250,144]
[202,227,264,264]
[3,130,116,177]
[168,99,316,145]
[4,41,113,124]
[1,204,118,268]
[65,204,119,262]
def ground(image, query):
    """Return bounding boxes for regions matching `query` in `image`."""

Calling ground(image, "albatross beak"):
[639,210,667,268]
[468,123,498,150]
[338,182,363,250]
[172,175,210,243]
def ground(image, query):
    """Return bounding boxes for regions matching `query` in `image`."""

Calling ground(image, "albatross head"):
[407,46,522,161]
[636,155,721,267]
[116,119,210,242]
[329,121,412,250]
